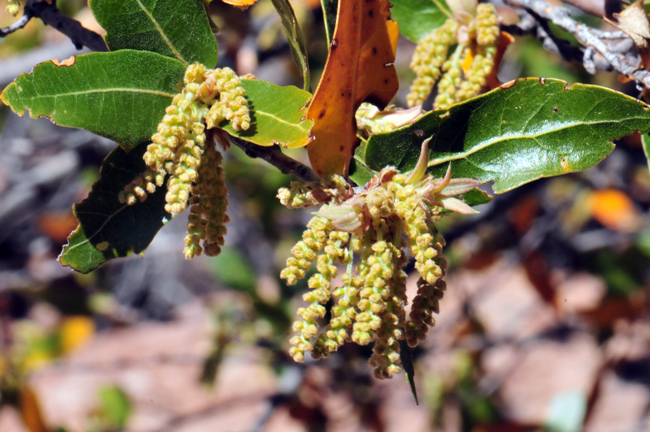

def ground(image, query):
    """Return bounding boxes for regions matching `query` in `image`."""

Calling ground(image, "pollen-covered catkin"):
[476,3,499,47]
[278,165,460,376]
[277,175,350,209]
[290,230,352,362]
[203,67,251,131]
[164,112,207,215]
[280,217,333,285]
[406,276,447,348]
[352,240,396,346]
[312,271,359,358]
[407,18,459,107]
[121,63,250,212]
[455,45,497,102]
[433,45,466,110]
[369,239,407,379]
[183,143,229,259]
[5,0,23,16]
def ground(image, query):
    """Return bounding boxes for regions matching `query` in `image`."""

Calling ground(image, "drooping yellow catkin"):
[312,271,359,358]
[5,0,23,16]
[280,217,333,286]
[165,115,207,215]
[407,18,459,107]
[352,240,397,346]
[118,168,164,205]
[406,276,447,348]
[476,3,499,47]
[277,175,350,209]
[279,165,466,376]
[204,68,251,131]
[369,237,407,379]
[433,45,467,110]
[289,229,351,362]
[456,45,497,102]
[121,63,250,213]
[183,143,229,259]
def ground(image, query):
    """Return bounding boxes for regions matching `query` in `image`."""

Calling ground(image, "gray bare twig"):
[504,0,650,89]
[0,11,31,37]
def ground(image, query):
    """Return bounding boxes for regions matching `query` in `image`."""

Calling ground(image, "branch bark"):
[0,11,31,38]
[1,0,107,51]
[228,136,319,182]
[26,0,108,51]
[504,0,650,89]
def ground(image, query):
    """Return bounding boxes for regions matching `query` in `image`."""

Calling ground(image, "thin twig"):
[228,136,319,182]
[0,11,32,38]
[505,0,650,89]
[25,0,107,51]
[561,0,622,19]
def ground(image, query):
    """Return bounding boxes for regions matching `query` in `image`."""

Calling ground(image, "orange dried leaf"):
[221,0,258,8]
[306,0,399,177]
[486,31,514,90]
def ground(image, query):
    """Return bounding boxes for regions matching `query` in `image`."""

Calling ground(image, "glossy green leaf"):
[642,133,650,173]
[222,79,313,148]
[90,0,218,67]
[358,79,650,193]
[1,50,185,150]
[391,0,450,42]
[271,0,310,90]
[320,0,338,46]
[349,138,375,186]
[59,142,170,274]
[349,137,493,209]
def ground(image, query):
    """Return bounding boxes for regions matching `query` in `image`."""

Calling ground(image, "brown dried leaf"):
[306,0,400,177]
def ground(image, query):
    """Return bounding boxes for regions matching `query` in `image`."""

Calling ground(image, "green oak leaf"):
[320,0,338,46]
[90,0,218,67]
[642,133,650,173]
[391,0,450,42]
[349,137,375,186]
[59,142,170,274]
[271,0,310,91]
[356,78,650,194]
[222,79,313,148]
[1,50,185,150]
[350,135,492,208]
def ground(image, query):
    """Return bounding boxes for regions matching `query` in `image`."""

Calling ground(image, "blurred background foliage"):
[1,0,650,431]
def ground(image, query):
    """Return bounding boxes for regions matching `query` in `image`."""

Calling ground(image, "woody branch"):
[502,0,650,90]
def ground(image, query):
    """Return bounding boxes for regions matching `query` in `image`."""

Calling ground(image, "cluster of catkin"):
[5,0,23,16]
[119,63,250,259]
[407,3,500,109]
[278,171,447,379]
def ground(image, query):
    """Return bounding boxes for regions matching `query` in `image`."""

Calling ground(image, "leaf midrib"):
[19,88,176,100]
[134,0,188,66]
[64,204,130,253]
[255,108,310,133]
[427,117,637,168]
